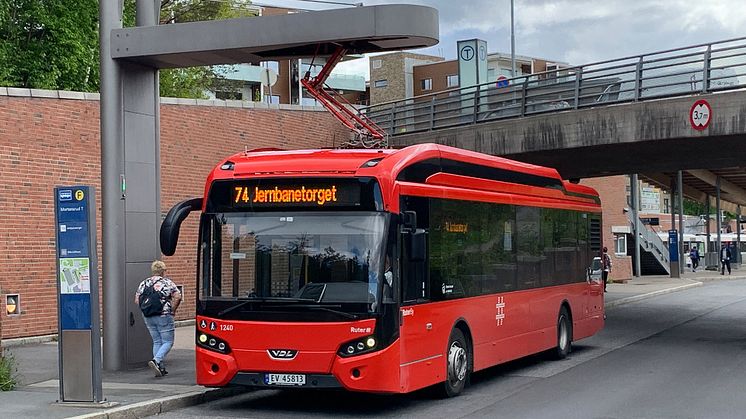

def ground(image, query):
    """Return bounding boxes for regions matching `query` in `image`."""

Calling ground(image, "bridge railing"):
[361,36,746,137]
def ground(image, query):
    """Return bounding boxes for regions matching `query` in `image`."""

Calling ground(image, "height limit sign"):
[689,99,711,131]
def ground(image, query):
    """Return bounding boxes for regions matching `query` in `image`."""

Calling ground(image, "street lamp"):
[511,0,516,78]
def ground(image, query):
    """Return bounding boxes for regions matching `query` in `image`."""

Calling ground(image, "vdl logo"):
[267,349,298,360]
[59,189,73,201]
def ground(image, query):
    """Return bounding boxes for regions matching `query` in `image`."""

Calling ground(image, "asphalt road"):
[151,279,746,419]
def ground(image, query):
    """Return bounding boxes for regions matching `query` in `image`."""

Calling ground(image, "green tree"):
[124,0,257,98]
[683,199,706,217]
[0,0,256,97]
[0,0,100,91]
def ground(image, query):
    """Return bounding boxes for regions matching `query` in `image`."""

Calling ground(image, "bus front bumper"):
[197,339,402,393]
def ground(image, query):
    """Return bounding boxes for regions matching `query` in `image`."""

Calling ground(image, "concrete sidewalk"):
[0,268,742,419]
[0,324,240,419]
[605,268,746,308]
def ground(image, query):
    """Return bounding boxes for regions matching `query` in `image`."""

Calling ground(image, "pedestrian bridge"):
[361,37,746,207]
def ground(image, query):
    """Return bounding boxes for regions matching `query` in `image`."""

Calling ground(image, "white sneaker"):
[148,359,163,377]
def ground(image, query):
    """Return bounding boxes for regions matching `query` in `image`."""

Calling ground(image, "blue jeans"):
[143,315,175,366]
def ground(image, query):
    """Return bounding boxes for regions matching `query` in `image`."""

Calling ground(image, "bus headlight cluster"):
[197,332,231,354]
[338,336,377,357]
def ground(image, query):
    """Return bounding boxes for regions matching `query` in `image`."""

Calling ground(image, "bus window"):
[516,206,541,289]
[401,196,429,303]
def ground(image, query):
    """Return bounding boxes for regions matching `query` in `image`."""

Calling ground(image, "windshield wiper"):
[217,300,254,317]
[216,297,321,317]
[249,297,318,303]
[260,303,360,319]
[304,305,359,319]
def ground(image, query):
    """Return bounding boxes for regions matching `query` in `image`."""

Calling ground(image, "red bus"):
[161,143,604,396]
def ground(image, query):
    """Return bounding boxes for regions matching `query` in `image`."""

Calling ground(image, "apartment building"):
[369,41,569,105]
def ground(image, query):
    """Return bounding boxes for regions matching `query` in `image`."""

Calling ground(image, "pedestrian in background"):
[135,260,182,377]
[720,243,732,275]
[689,245,700,272]
[602,247,612,292]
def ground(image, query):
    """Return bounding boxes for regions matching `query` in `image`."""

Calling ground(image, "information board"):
[54,186,103,403]
[668,229,679,262]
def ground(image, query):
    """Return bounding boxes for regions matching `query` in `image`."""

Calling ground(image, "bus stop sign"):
[668,230,679,262]
[54,186,103,403]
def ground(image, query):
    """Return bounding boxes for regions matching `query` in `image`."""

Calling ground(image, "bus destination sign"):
[232,183,360,208]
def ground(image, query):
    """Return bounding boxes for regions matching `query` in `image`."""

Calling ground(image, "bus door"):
[587,256,604,314]
[398,215,441,391]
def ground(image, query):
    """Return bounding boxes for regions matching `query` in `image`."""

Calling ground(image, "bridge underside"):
[391,90,746,206]
[505,134,743,179]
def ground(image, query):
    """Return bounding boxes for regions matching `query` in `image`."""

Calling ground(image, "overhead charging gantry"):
[99,3,438,371]
[302,45,387,148]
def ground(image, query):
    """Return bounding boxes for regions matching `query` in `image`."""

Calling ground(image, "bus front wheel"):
[554,306,572,359]
[441,328,469,397]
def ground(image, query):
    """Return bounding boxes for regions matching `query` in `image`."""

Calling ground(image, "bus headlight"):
[338,336,377,357]
[196,332,231,355]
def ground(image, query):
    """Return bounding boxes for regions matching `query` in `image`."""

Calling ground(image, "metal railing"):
[627,211,670,274]
[361,36,746,137]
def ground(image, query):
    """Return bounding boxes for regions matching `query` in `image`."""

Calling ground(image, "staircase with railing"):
[627,211,670,275]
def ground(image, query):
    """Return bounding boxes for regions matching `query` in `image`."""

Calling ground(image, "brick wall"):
[582,176,633,280]
[0,93,349,339]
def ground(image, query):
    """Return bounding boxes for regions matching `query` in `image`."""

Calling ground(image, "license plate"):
[264,373,306,386]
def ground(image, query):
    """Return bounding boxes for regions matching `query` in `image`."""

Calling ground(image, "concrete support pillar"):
[706,195,711,268]
[670,177,679,278]
[716,176,722,260]
[737,205,742,265]
[101,0,125,372]
[101,0,162,371]
[678,171,685,273]
[630,174,641,277]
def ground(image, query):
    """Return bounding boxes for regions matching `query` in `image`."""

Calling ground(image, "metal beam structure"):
[643,172,739,214]
[111,5,439,68]
[100,3,439,370]
[687,169,746,206]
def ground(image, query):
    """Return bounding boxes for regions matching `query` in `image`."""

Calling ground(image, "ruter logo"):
[267,349,298,360]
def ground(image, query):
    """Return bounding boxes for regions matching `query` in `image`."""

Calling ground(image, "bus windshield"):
[200,212,388,314]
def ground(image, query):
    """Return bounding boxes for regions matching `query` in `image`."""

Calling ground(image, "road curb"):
[605,281,703,309]
[70,386,244,419]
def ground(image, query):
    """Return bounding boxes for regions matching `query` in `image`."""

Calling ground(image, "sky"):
[256,0,746,79]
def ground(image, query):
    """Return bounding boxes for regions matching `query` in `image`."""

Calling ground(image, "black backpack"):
[139,278,165,317]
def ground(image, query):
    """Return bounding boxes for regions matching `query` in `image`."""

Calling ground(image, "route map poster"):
[59,257,91,294]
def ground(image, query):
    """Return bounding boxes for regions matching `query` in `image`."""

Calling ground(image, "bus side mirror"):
[401,211,417,231]
[409,229,427,262]
[160,198,202,256]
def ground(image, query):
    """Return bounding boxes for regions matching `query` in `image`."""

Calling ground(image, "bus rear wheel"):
[554,306,572,359]
[440,328,469,397]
